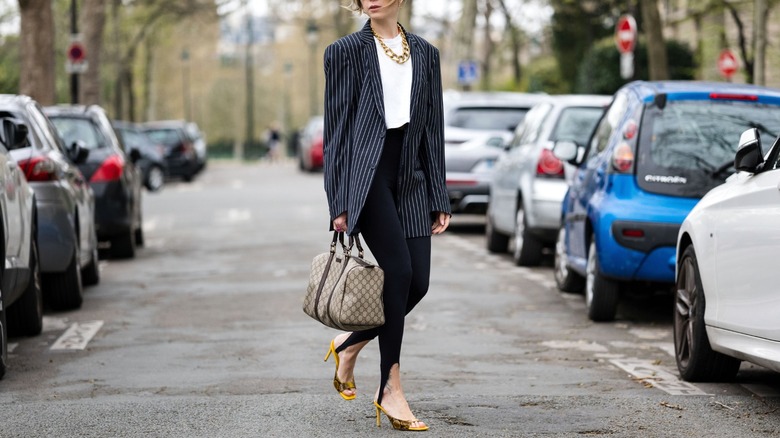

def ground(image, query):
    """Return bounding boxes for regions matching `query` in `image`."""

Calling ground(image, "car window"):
[637,99,780,197]
[146,128,182,146]
[587,93,627,160]
[513,103,551,147]
[448,107,530,131]
[118,128,145,149]
[550,106,606,145]
[29,103,67,153]
[50,117,106,149]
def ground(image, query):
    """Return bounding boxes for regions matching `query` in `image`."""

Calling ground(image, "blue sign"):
[458,61,479,85]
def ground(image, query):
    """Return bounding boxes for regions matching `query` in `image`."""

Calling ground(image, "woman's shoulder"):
[326,32,364,54]
[407,32,439,56]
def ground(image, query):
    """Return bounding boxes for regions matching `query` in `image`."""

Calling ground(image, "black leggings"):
[336,127,431,405]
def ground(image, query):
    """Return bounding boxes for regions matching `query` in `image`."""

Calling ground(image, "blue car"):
[552,81,780,321]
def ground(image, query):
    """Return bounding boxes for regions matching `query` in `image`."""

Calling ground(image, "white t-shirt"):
[374,33,413,129]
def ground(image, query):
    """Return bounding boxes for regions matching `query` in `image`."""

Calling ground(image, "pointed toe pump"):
[374,401,429,431]
[324,340,356,400]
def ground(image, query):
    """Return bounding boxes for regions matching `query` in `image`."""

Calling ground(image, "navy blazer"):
[323,21,450,238]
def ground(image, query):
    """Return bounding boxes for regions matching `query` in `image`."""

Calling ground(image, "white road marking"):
[610,358,708,396]
[42,316,70,332]
[542,340,609,353]
[628,328,670,340]
[50,321,104,351]
[8,343,17,353]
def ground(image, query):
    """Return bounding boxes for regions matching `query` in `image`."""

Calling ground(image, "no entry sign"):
[718,49,738,79]
[65,35,88,74]
[615,14,637,54]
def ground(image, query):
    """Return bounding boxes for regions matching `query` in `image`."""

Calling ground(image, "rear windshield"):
[637,99,780,198]
[145,128,182,146]
[550,107,605,145]
[447,107,530,131]
[117,128,145,149]
[50,117,105,149]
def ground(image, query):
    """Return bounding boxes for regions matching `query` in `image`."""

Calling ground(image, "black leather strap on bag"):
[313,232,341,325]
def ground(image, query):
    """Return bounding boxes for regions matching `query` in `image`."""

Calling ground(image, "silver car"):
[486,94,610,265]
[444,92,550,214]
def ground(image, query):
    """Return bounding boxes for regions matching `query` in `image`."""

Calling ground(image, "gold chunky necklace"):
[371,24,410,64]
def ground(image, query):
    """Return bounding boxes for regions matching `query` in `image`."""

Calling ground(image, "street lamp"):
[306,20,319,117]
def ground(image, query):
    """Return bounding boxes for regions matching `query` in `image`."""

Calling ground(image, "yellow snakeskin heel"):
[324,340,356,400]
[374,400,429,431]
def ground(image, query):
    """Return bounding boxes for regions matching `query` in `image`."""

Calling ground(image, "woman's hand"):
[431,212,451,235]
[333,212,348,233]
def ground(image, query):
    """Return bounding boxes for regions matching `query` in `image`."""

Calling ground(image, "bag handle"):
[331,231,365,259]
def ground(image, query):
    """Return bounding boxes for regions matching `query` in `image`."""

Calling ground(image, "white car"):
[675,127,780,381]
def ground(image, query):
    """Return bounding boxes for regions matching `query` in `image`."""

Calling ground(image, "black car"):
[142,120,200,182]
[44,105,144,259]
[113,120,167,192]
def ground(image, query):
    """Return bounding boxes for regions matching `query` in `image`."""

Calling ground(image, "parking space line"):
[610,358,709,395]
[50,321,104,351]
[8,342,18,353]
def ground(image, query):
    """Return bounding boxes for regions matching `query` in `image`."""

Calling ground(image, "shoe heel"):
[375,405,381,428]
[324,347,332,362]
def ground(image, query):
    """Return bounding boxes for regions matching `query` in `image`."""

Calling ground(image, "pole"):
[70,0,79,104]
[181,49,192,121]
[754,0,767,85]
[239,0,254,161]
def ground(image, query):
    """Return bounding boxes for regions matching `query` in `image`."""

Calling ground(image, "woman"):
[322,0,450,431]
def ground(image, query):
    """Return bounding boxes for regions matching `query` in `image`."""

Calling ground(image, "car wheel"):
[111,230,136,259]
[554,225,585,293]
[485,213,509,253]
[513,207,543,266]
[0,305,7,380]
[44,247,83,311]
[674,245,741,382]
[135,226,145,248]
[145,165,165,192]
[81,243,100,287]
[585,237,619,322]
[7,236,43,337]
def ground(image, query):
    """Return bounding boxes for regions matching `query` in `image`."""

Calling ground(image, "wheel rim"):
[675,256,696,370]
[148,167,164,191]
[554,227,569,284]
[585,241,597,308]
[513,208,525,259]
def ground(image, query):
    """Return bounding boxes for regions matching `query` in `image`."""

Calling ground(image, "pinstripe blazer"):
[323,21,450,238]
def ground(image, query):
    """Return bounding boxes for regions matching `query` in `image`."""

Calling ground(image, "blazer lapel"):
[406,31,427,125]
[360,21,385,120]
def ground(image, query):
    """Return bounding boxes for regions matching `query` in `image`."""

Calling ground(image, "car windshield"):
[145,128,181,146]
[550,107,605,145]
[50,117,105,149]
[448,107,529,131]
[117,128,145,149]
[637,99,780,197]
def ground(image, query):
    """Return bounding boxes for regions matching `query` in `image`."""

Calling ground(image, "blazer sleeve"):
[420,48,451,215]
[323,44,352,221]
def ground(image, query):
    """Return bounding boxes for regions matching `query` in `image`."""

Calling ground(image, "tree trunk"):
[81,0,107,105]
[399,0,413,31]
[456,0,479,90]
[18,0,55,105]
[480,0,494,90]
[754,0,768,85]
[495,0,521,87]
[640,0,669,80]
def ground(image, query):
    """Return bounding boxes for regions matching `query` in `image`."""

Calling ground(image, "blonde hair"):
[343,0,401,14]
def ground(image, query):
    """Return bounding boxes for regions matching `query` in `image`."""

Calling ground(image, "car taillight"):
[19,156,57,181]
[536,148,564,178]
[709,93,758,101]
[91,155,124,183]
[612,143,634,173]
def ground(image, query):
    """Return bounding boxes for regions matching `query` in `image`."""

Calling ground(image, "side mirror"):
[735,128,764,173]
[129,147,142,163]
[552,141,580,165]
[2,119,30,150]
[68,140,89,164]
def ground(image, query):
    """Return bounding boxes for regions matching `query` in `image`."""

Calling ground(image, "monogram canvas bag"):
[303,232,385,331]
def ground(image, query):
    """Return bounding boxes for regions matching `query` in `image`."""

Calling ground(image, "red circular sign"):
[67,42,86,63]
[615,15,637,54]
[718,49,738,79]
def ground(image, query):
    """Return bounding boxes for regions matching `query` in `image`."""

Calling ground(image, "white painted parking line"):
[42,316,70,332]
[542,340,609,353]
[8,343,17,353]
[610,358,709,396]
[50,321,104,351]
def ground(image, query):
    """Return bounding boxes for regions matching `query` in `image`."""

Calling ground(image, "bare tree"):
[18,0,55,104]
[456,0,479,90]
[80,0,106,104]
[494,0,521,87]
[641,0,669,80]
[480,0,495,90]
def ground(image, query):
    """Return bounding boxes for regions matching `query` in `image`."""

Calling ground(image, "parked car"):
[444,92,550,214]
[142,120,200,182]
[2,95,99,311]
[486,95,610,265]
[0,116,43,379]
[298,116,324,172]
[45,105,144,259]
[675,127,780,381]
[443,91,549,146]
[553,81,780,322]
[185,122,207,172]
[113,120,167,192]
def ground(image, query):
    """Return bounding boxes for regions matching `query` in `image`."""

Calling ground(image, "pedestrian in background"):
[265,122,281,162]
[321,0,451,432]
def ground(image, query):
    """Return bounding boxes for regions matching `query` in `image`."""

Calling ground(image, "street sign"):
[457,60,479,86]
[718,49,738,80]
[65,35,88,74]
[615,14,637,54]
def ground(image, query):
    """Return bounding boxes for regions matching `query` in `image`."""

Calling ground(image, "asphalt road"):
[2,160,780,437]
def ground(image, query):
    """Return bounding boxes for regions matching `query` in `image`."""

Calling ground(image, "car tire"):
[485,214,509,253]
[513,207,543,266]
[135,226,144,248]
[585,237,619,322]
[554,225,585,293]
[0,305,7,380]
[7,236,43,337]
[145,165,165,192]
[674,245,741,382]
[81,244,100,287]
[111,230,136,259]
[44,247,83,311]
